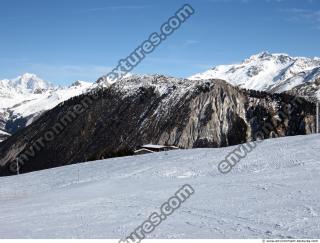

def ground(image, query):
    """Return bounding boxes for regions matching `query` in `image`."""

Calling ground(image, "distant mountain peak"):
[69,80,92,88]
[97,72,133,85]
[250,51,272,59]
[10,73,53,93]
[244,52,294,64]
[19,72,38,79]
[0,74,93,138]
[189,52,320,93]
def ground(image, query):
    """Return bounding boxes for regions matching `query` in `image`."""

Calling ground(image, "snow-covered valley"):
[0,134,319,239]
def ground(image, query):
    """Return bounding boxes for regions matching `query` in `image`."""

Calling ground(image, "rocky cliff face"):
[0,75,316,176]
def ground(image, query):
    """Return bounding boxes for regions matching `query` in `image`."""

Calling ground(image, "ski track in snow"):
[0,135,319,238]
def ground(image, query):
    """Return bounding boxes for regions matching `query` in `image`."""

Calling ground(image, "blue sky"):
[0,0,320,85]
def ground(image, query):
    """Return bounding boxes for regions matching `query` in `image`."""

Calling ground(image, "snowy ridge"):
[7,80,92,118]
[189,52,320,92]
[0,73,93,134]
[0,134,319,238]
[0,73,92,111]
[113,74,192,97]
[287,76,320,102]
[97,72,133,86]
[11,73,53,93]
[0,73,51,95]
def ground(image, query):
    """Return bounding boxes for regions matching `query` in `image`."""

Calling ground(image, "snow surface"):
[0,130,9,136]
[189,52,320,92]
[0,129,10,143]
[0,134,319,239]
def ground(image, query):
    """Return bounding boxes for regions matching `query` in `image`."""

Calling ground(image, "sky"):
[0,0,320,85]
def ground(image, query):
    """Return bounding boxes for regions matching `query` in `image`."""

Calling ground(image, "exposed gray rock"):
[0,75,316,176]
[286,77,320,103]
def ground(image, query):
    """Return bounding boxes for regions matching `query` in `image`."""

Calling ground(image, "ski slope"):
[0,135,319,239]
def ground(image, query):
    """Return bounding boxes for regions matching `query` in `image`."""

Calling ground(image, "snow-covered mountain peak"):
[12,73,53,93]
[69,80,92,88]
[0,74,94,137]
[97,72,133,86]
[189,52,320,92]
[245,51,273,61]
[243,52,303,67]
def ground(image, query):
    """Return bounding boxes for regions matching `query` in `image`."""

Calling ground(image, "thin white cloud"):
[182,40,200,47]
[281,8,320,29]
[146,57,211,70]
[27,64,112,82]
[80,5,152,13]
[0,57,29,63]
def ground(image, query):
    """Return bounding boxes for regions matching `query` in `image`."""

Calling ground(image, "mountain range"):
[0,73,92,139]
[0,74,315,175]
[0,51,319,156]
[189,52,320,100]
